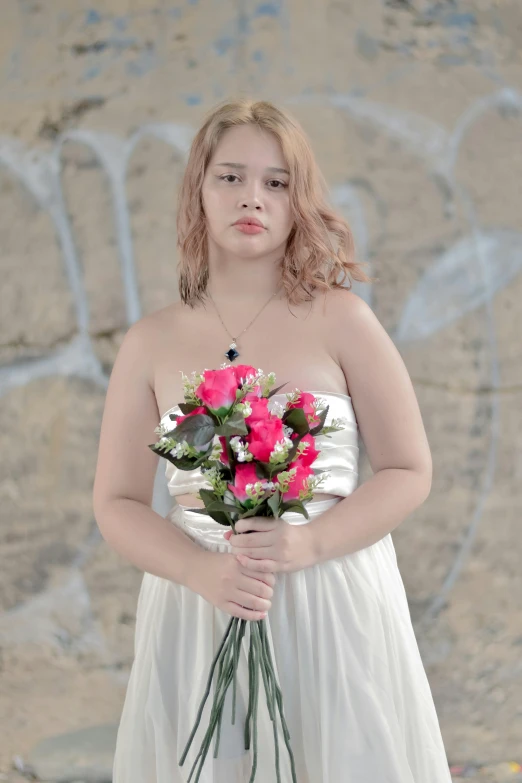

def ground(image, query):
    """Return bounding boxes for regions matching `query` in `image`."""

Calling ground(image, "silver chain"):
[208,285,281,348]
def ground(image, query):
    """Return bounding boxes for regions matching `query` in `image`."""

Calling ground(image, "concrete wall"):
[1,0,522,776]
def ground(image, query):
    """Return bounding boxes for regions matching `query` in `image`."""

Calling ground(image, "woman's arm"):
[309,289,433,565]
[92,319,204,590]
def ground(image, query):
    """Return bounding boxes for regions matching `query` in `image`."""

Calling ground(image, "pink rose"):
[287,391,321,428]
[231,364,265,400]
[279,461,314,502]
[243,387,263,401]
[291,432,320,467]
[244,396,269,425]
[228,462,261,503]
[231,364,259,389]
[218,435,229,466]
[195,367,238,414]
[246,414,285,463]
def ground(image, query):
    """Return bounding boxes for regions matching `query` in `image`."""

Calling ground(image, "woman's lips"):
[233,223,265,234]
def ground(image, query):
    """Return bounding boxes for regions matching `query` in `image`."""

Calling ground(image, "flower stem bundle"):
[178,616,297,783]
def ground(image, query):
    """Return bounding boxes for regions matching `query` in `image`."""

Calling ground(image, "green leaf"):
[283,407,309,436]
[309,405,329,436]
[254,462,273,479]
[198,488,219,505]
[237,502,265,519]
[198,490,234,526]
[280,499,309,519]
[178,505,230,523]
[215,409,249,437]
[173,413,216,449]
[267,382,289,398]
[148,442,212,470]
[207,510,234,526]
[236,488,278,519]
[285,436,302,464]
[178,402,206,415]
[267,488,281,518]
[238,506,262,519]
[210,500,242,514]
[198,490,238,515]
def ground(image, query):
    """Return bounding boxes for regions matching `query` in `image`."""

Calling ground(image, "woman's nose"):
[239,181,263,207]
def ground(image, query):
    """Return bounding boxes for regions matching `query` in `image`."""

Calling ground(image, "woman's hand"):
[190,550,276,622]
[223,517,317,574]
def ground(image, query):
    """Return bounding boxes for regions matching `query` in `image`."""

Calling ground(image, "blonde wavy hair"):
[176,98,376,307]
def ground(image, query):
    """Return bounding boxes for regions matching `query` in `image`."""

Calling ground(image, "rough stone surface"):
[24,724,116,782]
[1,0,522,779]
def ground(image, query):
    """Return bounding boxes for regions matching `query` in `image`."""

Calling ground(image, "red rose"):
[287,391,321,428]
[227,462,261,503]
[195,367,238,414]
[279,461,314,502]
[246,414,286,463]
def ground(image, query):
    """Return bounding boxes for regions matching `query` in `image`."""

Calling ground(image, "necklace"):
[208,285,281,362]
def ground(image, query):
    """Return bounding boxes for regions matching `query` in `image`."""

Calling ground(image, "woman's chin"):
[223,240,275,259]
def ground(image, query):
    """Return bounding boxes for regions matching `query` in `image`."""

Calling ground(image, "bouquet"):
[150,364,347,782]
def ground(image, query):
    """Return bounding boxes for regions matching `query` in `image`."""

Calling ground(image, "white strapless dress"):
[112,393,452,783]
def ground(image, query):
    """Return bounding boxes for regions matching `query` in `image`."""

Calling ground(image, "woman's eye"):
[219,175,287,189]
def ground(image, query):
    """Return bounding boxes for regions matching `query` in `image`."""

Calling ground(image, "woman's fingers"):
[235,588,272,614]
[228,602,267,621]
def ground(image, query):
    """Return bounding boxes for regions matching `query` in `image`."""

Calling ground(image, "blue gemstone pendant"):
[225,342,239,361]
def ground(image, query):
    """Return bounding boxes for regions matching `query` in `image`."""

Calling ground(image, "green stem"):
[214,693,225,760]
[256,623,281,782]
[189,651,237,782]
[259,622,289,740]
[244,625,255,750]
[213,649,236,760]
[179,615,235,766]
[259,622,281,783]
[193,618,247,773]
[234,619,248,723]
[248,623,260,783]
[213,618,246,759]
[253,622,274,723]
[231,617,243,724]
[252,622,281,781]
[260,622,298,783]
[210,622,239,759]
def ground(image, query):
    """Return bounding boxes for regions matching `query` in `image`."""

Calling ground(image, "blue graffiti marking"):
[85,9,102,25]
[255,3,279,17]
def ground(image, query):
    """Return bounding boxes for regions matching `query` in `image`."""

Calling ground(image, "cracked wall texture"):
[1,0,522,772]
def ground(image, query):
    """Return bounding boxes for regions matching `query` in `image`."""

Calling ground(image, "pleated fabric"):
[112,497,452,783]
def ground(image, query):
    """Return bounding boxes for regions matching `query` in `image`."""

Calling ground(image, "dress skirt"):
[112,496,452,783]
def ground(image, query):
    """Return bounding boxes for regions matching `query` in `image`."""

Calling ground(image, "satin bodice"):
[159,391,359,500]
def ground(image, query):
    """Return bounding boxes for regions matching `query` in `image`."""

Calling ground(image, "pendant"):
[225,340,239,362]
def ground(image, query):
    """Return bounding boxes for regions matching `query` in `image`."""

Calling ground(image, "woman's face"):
[201,124,294,262]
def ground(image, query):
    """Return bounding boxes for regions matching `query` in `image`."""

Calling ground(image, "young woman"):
[93,98,452,782]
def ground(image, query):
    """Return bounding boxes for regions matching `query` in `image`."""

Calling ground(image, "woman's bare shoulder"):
[126,300,187,348]
[312,285,365,324]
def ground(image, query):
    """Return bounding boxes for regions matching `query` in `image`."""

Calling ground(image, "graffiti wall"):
[1,0,521,777]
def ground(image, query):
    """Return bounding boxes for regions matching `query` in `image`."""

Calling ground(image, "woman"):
[93,98,452,782]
